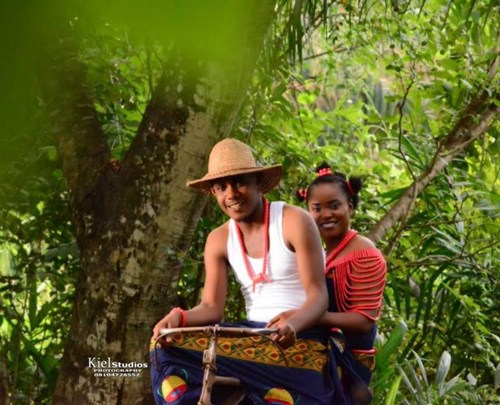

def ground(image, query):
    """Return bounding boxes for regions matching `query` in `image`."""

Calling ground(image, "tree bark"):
[367,88,499,244]
[48,2,277,404]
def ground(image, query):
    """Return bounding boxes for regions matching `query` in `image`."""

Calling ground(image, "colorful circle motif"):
[161,375,187,403]
[264,387,294,405]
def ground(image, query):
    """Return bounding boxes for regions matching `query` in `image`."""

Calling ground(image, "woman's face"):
[307,182,353,242]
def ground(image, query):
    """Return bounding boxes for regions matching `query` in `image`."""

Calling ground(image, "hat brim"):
[187,165,282,194]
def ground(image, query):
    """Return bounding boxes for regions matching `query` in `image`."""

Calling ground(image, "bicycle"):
[153,325,288,405]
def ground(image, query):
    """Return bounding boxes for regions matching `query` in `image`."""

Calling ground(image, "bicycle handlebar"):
[154,324,289,368]
[159,325,279,339]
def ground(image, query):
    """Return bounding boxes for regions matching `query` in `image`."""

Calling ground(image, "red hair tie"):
[346,180,354,195]
[298,188,308,199]
[317,168,332,177]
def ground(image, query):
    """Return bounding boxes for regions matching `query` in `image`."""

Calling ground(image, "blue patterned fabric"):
[326,278,374,403]
[150,321,339,405]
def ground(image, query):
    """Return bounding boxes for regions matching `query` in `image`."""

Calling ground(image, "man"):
[151,138,333,404]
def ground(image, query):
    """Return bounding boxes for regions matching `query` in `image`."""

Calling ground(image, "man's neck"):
[236,199,265,234]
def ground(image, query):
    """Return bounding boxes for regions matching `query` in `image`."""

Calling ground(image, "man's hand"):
[266,310,299,349]
[266,309,298,324]
[152,311,182,342]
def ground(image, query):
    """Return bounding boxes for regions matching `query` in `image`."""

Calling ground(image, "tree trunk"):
[49,2,277,404]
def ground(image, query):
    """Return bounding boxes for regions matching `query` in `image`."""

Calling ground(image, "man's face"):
[210,174,261,221]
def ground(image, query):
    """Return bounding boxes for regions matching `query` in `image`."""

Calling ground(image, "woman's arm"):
[152,225,229,338]
[318,311,375,334]
[323,238,386,334]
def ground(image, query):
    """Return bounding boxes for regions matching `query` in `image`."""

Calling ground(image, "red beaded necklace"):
[234,198,271,292]
[325,229,358,267]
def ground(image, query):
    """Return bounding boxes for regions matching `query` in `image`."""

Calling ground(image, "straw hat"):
[186,138,282,193]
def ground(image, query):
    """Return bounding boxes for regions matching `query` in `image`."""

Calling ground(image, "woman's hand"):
[266,310,299,349]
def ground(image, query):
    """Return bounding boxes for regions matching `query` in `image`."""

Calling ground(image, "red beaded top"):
[325,229,386,321]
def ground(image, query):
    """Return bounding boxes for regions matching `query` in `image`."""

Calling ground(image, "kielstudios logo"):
[87,357,148,378]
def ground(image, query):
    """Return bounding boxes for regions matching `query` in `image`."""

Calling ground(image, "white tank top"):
[227,202,306,322]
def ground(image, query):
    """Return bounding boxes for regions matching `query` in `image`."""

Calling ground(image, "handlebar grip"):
[158,326,279,338]
[159,326,205,336]
[247,328,278,335]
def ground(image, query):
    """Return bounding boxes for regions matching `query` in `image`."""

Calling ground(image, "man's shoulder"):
[206,221,230,257]
[281,203,315,243]
[281,202,311,222]
[208,221,230,241]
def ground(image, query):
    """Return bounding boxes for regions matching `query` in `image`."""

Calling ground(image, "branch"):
[302,44,349,60]
[404,239,500,268]
[383,79,418,256]
[368,85,499,244]
[397,79,416,182]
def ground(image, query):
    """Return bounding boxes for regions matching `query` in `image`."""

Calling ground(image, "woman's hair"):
[296,163,363,209]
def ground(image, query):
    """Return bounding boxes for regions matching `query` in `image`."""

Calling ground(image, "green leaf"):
[378,187,407,204]
[22,336,59,391]
[412,350,429,390]
[404,358,425,400]
[296,92,316,105]
[376,321,408,368]
[28,275,38,329]
[435,351,452,387]
[401,135,425,169]
[384,374,402,405]
[332,106,368,124]
[398,364,419,402]
[0,246,14,276]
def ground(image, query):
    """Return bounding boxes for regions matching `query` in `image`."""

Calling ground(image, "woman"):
[150,140,335,404]
[278,163,386,403]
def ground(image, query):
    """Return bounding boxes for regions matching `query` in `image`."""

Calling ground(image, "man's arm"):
[267,205,328,346]
[284,205,328,330]
[152,224,229,338]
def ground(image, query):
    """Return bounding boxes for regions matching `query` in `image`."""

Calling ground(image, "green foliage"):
[395,350,498,403]
[0,0,498,402]
[0,185,78,403]
[374,320,409,395]
[80,31,159,160]
[234,0,499,401]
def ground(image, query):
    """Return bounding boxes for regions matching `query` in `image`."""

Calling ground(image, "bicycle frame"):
[154,325,287,405]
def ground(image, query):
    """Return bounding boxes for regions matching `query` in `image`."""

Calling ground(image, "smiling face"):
[210,174,262,222]
[307,182,353,244]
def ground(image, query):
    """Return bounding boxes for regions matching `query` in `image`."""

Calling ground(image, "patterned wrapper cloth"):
[150,321,341,405]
